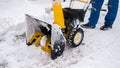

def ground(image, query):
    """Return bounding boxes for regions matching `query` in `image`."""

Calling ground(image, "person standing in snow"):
[74,0,119,30]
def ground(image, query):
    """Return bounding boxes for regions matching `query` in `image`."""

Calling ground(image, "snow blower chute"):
[25,0,90,60]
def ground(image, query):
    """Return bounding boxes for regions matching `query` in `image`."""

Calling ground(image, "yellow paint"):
[41,37,51,54]
[52,0,66,29]
[74,33,81,44]
[77,0,88,3]
[29,32,44,47]
[29,32,51,54]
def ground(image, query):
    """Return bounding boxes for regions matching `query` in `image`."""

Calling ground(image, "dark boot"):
[100,25,112,31]
[81,24,95,29]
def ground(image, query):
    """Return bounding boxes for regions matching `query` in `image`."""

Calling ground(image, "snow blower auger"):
[25,0,90,60]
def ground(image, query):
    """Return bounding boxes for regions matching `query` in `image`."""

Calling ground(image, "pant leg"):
[87,0,104,27]
[104,0,119,26]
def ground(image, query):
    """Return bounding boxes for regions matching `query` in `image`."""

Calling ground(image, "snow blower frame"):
[26,0,90,60]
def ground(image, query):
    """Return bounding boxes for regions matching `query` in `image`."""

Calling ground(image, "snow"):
[51,24,66,47]
[0,0,120,68]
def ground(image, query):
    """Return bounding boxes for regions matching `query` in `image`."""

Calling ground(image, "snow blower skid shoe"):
[51,41,65,60]
[51,25,66,60]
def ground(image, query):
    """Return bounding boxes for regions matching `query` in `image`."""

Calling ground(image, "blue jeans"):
[87,0,119,27]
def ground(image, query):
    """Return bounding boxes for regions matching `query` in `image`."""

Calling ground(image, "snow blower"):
[25,0,90,60]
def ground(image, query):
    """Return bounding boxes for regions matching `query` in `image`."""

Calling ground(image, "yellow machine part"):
[29,32,44,47]
[41,37,51,54]
[29,32,51,54]
[52,0,66,29]
[77,0,88,3]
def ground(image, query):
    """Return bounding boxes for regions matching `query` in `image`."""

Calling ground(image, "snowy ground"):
[0,0,120,68]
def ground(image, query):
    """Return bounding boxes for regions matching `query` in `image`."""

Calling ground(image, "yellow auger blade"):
[29,32,44,47]
[52,0,66,29]
[29,32,51,54]
[41,37,51,54]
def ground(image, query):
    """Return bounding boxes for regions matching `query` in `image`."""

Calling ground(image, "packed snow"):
[0,0,120,68]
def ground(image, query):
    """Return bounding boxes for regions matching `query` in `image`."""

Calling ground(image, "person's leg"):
[81,0,104,28]
[104,0,119,26]
[87,0,104,27]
